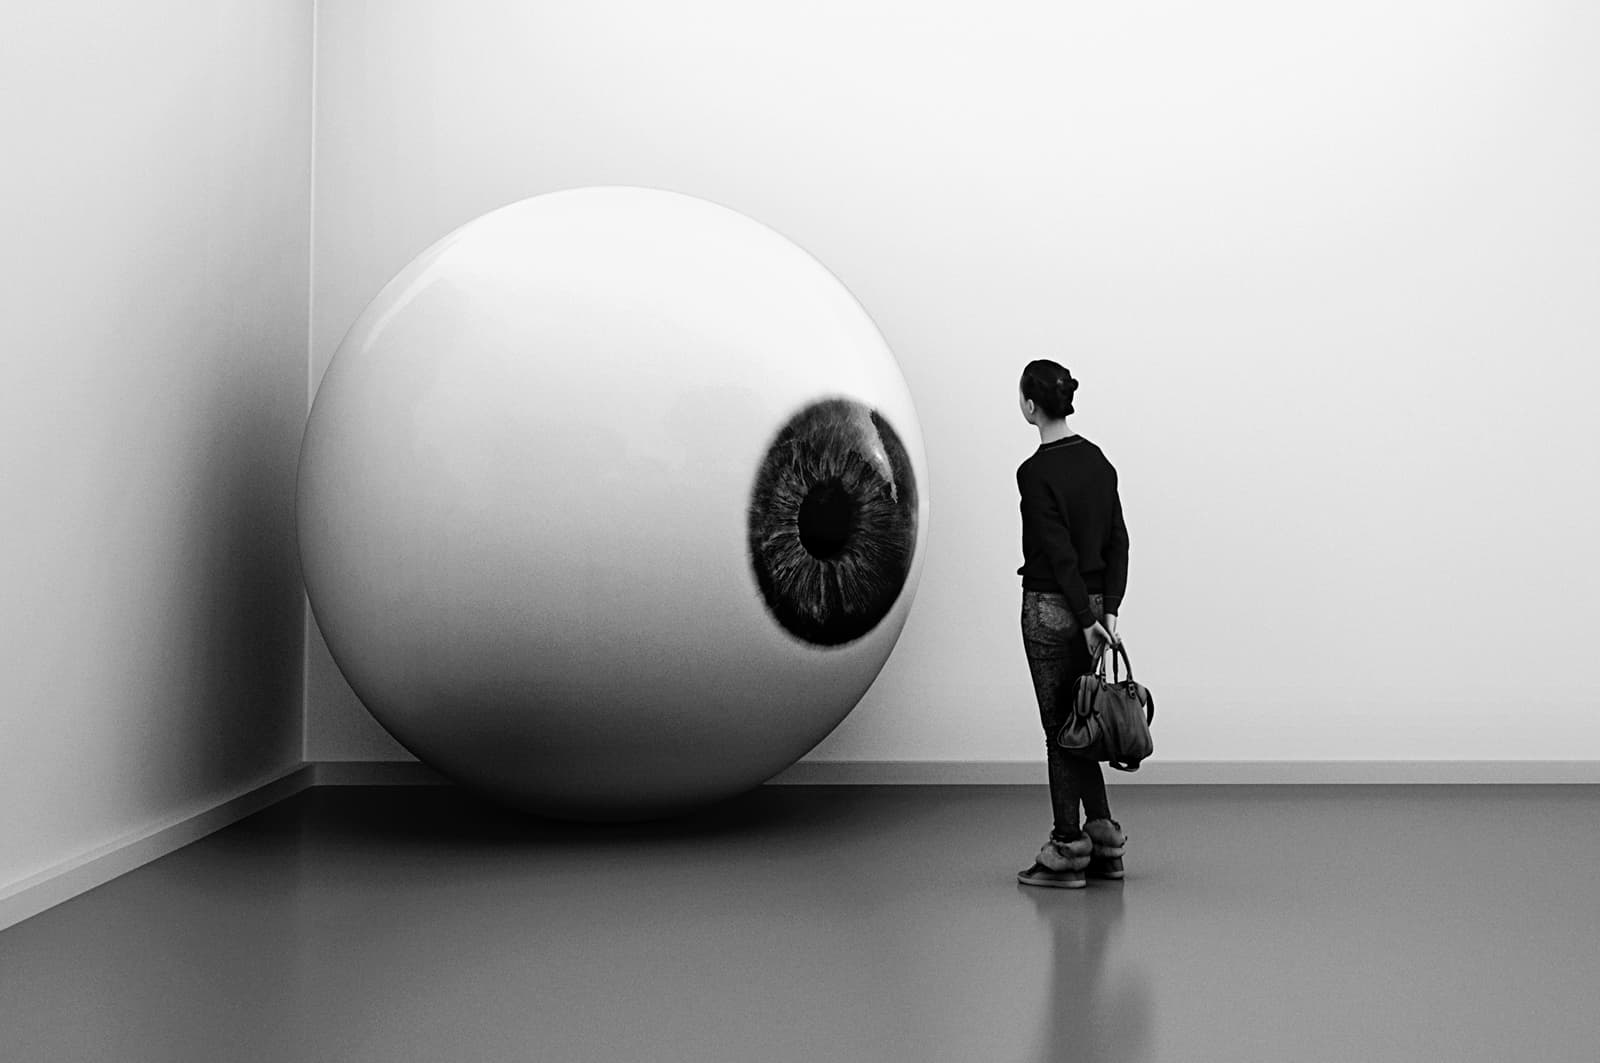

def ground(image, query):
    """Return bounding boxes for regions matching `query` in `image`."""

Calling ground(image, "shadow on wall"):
[126,365,304,812]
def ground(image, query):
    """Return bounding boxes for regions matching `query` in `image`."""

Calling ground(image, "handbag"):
[1055,638,1156,771]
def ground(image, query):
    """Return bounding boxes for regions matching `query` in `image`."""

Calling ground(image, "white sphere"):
[297,187,928,820]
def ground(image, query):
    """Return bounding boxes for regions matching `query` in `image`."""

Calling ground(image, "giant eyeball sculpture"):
[296,186,928,822]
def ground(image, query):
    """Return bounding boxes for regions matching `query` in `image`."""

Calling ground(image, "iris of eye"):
[797,479,857,560]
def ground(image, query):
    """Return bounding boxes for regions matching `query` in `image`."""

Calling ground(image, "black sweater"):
[1016,434,1130,626]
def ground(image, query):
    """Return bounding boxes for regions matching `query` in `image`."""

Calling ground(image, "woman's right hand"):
[1083,620,1115,659]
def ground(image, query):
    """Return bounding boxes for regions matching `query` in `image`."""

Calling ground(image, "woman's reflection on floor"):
[1023,881,1154,1062]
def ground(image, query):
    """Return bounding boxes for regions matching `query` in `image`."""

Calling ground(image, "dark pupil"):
[797,479,856,559]
[746,397,918,647]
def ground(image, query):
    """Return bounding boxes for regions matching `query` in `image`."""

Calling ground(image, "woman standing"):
[1014,359,1131,889]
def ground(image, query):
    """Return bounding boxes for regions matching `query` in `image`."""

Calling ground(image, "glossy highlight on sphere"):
[296,186,928,821]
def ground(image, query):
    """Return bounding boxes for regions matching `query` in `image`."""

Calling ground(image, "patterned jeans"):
[1021,589,1111,841]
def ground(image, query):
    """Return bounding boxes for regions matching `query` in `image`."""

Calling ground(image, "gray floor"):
[3,783,1598,1063]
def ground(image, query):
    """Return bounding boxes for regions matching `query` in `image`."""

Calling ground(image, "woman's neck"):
[1037,421,1075,445]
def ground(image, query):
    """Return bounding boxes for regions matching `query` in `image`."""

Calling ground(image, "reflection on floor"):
[2,783,1598,1062]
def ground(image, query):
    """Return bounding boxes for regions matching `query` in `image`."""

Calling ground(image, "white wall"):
[306,0,1600,766]
[0,1,312,891]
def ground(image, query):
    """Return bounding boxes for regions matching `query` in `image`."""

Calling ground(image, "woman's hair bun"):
[1055,376,1076,416]
[1054,374,1077,408]
[1019,359,1080,420]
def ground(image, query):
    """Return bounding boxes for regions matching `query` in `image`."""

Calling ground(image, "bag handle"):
[1088,638,1133,680]
[1107,638,1133,683]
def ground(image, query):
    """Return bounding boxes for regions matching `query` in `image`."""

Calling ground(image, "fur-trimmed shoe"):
[1084,818,1126,879]
[1017,835,1093,889]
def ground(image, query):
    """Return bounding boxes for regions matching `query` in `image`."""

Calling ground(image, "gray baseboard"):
[310,758,1600,787]
[311,760,450,786]
[0,764,316,933]
[761,759,1600,785]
